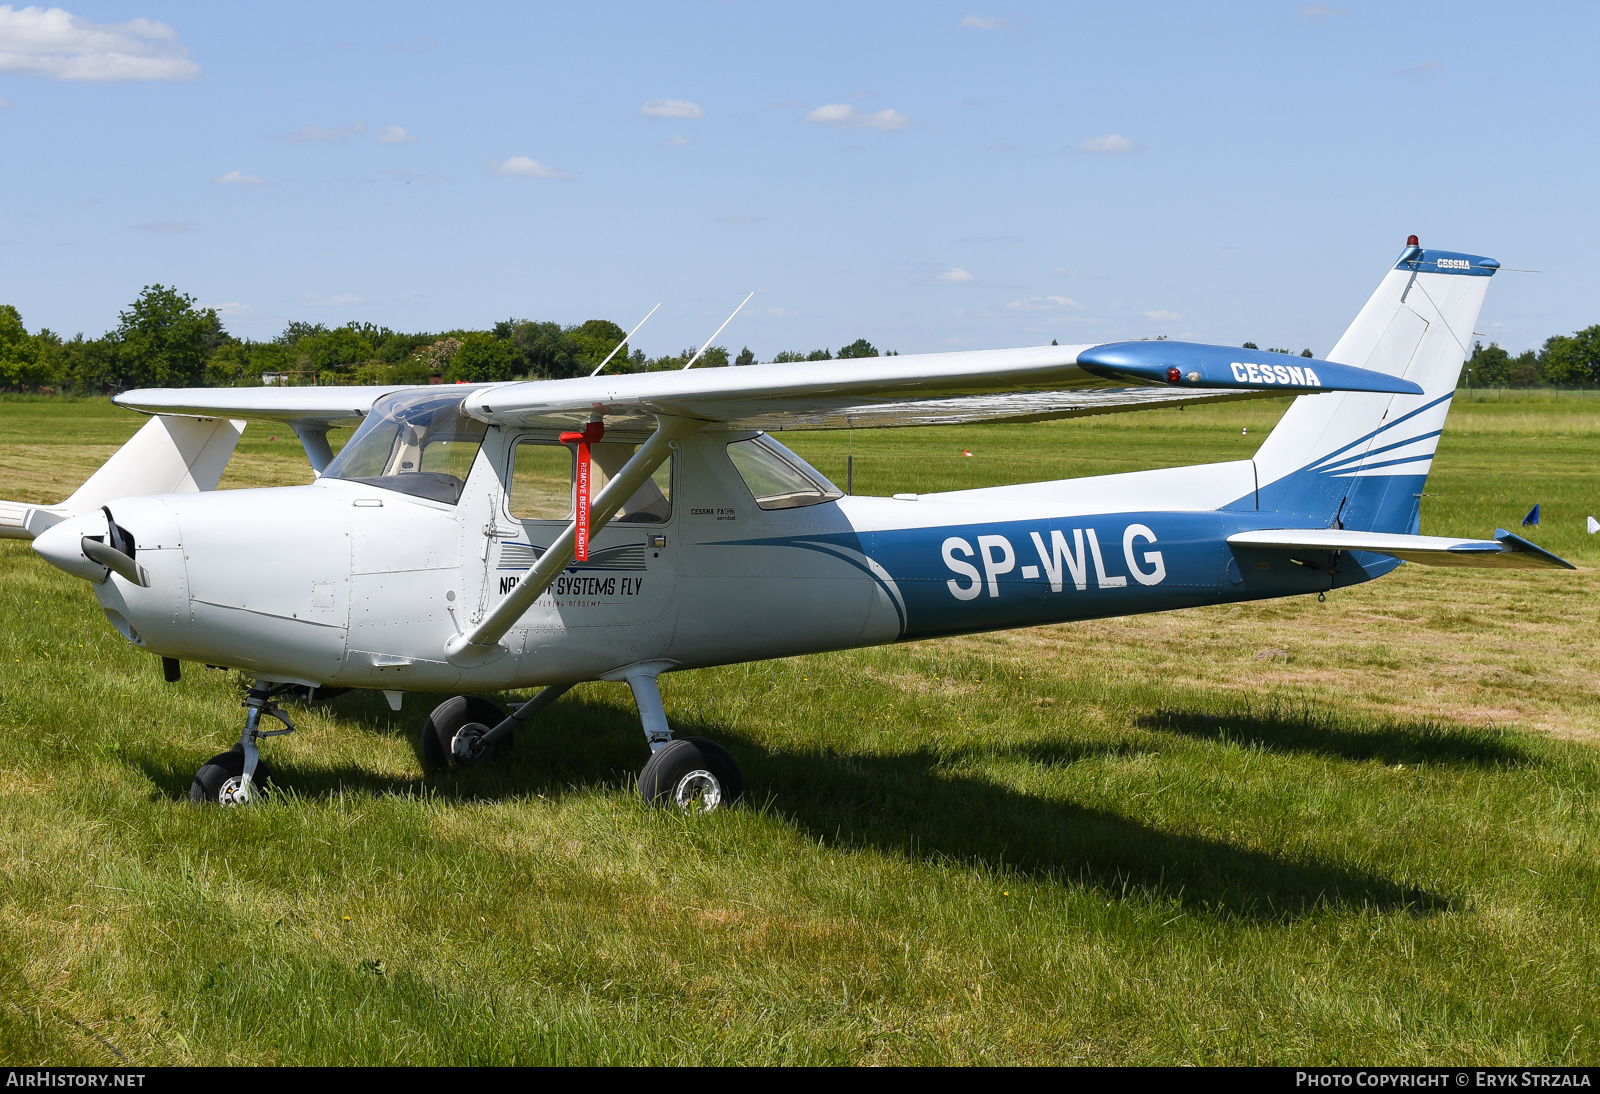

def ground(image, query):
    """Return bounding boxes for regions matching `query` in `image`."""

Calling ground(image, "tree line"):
[0,285,892,394]
[3,284,1596,394]
[1463,330,1600,387]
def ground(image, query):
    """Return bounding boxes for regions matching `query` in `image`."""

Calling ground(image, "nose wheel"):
[190,746,276,806]
[189,683,297,806]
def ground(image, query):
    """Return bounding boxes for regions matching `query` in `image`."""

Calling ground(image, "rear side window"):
[508,439,673,523]
[726,435,842,510]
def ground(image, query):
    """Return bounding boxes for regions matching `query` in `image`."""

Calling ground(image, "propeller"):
[80,536,150,587]
[81,506,150,587]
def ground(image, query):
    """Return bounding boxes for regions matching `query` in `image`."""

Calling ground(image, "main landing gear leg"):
[626,666,743,813]
[189,683,297,806]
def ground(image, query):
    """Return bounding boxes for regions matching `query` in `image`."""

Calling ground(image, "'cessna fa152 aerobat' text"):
[2,238,1573,809]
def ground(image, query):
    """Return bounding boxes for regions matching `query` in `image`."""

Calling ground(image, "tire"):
[421,695,510,770]
[637,737,743,812]
[189,746,275,806]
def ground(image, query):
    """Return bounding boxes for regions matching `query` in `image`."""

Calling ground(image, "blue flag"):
[1522,504,1540,527]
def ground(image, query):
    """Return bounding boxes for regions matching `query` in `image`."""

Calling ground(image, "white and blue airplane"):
[2,238,1573,810]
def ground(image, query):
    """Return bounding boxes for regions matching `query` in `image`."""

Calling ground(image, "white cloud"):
[0,5,199,81]
[1008,295,1081,311]
[0,98,9,107]
[1078,133,1135,154]
[214,170,264,185]
[287,122,365,143]
[1299,4,1349,19]
[1403,59,1440,76]
[766,307,798,317]
[299,293,367,308]
[936,268,975,283]
[1144,309,1181,322]
[490,156,569,179]
[376,125,415,143]
[641,98,703,119]
[804,103,912,131]
[200,301,251,318]
[662,134,689,147]
[959,15,1011,29]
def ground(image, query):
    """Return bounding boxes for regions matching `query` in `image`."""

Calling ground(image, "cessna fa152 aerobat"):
[1,238,1574,810]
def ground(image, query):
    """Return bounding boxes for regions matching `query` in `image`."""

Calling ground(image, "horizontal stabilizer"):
[1227,528,1576,570]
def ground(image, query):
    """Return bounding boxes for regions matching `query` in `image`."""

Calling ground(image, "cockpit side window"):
[321,390,488,505]
[726,434,842,510]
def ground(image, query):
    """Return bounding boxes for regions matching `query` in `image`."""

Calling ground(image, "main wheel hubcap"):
[450,722,489,763]
[673,769,722,812]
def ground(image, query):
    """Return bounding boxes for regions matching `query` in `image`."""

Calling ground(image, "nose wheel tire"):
[422,695,511,771]
[190,746,275,806]
[638,737,743,812]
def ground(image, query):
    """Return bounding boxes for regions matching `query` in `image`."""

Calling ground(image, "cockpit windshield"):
[321,390,487,505]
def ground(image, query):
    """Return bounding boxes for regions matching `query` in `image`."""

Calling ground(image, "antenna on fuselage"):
[681,291,755,369]
[590,302,662,377]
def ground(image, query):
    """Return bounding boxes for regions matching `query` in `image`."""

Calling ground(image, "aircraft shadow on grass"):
[138,690,1453,924]
[1136,707,1532,768]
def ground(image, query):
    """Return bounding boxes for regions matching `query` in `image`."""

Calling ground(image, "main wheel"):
[189,746,275,806]
[421,695,510,770]
[637,738,743,812]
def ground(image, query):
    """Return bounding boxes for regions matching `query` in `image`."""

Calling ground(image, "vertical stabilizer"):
[1247,240,1497,532]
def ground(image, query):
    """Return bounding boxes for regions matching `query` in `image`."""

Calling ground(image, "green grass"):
[1,392,1597,1064]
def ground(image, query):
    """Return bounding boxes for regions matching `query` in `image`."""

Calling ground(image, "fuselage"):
[47,421,1392,694]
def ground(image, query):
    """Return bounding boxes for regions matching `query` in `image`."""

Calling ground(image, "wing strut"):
[444,413,705,665]
[681,292,754,369]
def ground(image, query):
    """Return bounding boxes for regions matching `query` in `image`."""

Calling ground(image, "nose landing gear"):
[188,683,298,806]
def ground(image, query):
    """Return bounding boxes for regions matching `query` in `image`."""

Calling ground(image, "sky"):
[1,1,1596,359]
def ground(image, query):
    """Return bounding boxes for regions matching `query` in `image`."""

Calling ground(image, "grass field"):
[0,391,1596,1065]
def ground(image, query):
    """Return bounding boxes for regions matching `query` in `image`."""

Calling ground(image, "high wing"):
[114,341,1421,436]
[1227,528,1576,570]
[463,342,1421,431]
[112,384,412,427]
